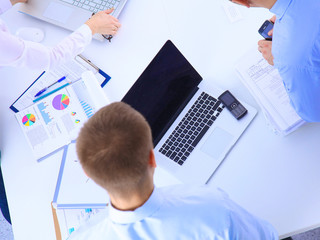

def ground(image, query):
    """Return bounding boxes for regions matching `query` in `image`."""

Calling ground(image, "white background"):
[1,0,320,239]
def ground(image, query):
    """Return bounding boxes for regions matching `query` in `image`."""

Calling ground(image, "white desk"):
[1,0,320,239]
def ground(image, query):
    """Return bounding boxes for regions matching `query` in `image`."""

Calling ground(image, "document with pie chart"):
[15,72,110,161]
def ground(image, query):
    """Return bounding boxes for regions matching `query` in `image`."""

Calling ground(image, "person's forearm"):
[47,24,92,70]
[1,24,92,70]
[0,0,12,15]
[0,0,27,14]
[10,0,27,6]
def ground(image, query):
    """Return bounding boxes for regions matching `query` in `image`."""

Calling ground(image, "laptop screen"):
[122,40,202,146]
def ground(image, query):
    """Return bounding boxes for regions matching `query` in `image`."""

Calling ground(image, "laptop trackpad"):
[201,127,233,160]
[43,2,74,24]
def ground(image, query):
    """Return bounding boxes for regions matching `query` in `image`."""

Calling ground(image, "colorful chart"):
[22,114,36,126]
[80,100,94,118]
[37,102,53,125]
[75,119,80,124]
[52,94,70,110]
[71,112,76,116]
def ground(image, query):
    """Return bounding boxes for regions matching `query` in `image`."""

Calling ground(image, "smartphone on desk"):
[258,20,274,41]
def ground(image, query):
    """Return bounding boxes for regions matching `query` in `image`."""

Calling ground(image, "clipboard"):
[15,71,110,161]
[10,55,111,113]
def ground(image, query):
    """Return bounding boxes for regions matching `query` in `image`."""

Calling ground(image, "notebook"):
[19,0,128,41]
[122,40,257,184]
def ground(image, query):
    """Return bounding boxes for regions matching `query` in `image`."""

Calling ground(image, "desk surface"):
[1,0,320,239]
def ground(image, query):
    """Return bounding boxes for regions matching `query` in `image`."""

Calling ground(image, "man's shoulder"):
[160,184,225,194]
[159,184,229,209]
[274,0,320,64]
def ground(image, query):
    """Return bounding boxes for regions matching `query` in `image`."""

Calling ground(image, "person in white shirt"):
[0,0,121,70]
[0,0,120,226]
[72,102,279,240]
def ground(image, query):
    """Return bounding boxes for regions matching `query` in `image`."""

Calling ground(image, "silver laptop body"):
[154,80,256,184]
[19,0,128,41]
[122,40,257,185]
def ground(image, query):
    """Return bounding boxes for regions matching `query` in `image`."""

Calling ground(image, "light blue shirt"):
[271,0,320,122]
[69,185,278,240]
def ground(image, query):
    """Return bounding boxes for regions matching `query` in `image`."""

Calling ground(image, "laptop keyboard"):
[60,0,120,13]
[159,92,224,166]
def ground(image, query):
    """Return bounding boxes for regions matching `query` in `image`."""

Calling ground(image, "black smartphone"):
[258,20,274,41]
[218,91,247,120]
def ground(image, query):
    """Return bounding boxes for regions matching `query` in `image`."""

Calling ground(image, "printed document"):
[52,142,108,240]
[15,72,109,160]
[236,49,304,135]
[11,55,107,112]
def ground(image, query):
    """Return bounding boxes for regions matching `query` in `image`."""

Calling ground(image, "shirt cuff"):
[0,0,12,15]
[76,24,93,45]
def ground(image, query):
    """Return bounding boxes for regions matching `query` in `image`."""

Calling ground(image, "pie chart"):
[52,94,70,110]
[22,114,36,126]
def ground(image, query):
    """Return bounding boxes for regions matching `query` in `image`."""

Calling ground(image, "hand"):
[85,8,121,35]
[267,15,276,37]
[10,0,27,5]
[258,40,274,65]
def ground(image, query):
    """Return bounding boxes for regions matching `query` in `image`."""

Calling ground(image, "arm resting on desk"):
[0,24,92,71]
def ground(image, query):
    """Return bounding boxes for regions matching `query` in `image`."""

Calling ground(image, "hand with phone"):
[258,15,276,65]
[258,15,276,40]
[258,20,274,40]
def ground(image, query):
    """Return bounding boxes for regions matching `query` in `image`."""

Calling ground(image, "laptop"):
[122,40,257,184]
[19,0,128,41]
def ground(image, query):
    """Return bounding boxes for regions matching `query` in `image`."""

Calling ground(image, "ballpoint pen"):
[33,83,70,103]
[34,76,67,98]
[91,10,114,42]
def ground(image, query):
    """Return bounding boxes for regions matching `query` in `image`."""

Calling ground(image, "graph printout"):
[10,55,110,112]
[56,208,106,239]
[15,72,109,160]
[236,49,304,134]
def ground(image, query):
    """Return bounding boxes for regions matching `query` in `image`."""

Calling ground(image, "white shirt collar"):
[108,187,164,224]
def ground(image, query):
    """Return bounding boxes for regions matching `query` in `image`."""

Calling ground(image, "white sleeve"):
[0,0,12,15]
[0,24,92,71]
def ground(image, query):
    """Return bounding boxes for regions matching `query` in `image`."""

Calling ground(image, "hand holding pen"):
[87,8,120,42]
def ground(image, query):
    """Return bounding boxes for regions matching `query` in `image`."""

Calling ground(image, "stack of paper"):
[15,72,110,160]
[52,142,108,240]
[236,49,305,135]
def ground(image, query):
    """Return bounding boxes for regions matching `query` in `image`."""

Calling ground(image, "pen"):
[102,34,113,42]
[34,76,67,97]
[91,10,114,42]
[33,83,70,103]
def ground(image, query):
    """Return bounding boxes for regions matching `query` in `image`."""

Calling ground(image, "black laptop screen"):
[122,40,202,146]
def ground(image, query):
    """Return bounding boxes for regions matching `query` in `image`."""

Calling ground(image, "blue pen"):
[34,76,67,97]
[33,83,70,103]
